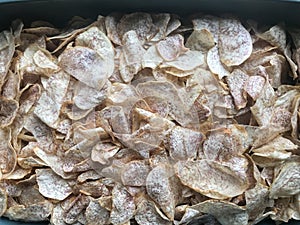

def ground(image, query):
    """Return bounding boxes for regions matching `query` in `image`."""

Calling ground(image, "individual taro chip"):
[4,201,53,222]
[36,168,73,201]
[136,81,199,128]
[2,70,21,100]
[135,199,172,225]
[190,200,248,225]
[24,114,54,152]
[142,45,164,69]
[75,27,114,72]
[91,142,120,165]
[151,13,171,41]
[192,15,220,42]
[63,195,90,224]
[226,69,249,109]
[270,161,300,199]
[59,46,112,90]
[244,75,265,100]
[207,45,231,79]
[202,128,245,161]
[160,50,206,71]
[218,18,252,66]
[117,12,153,43]
[165,126,204,161]
[105,13,122,45]
[156,34,187,61]
[121,160,151,186]
[73,81,111,110]
[165,15,181,36]
[186,29,215,52]
[245,183,271,221]
[250,80,276,126]
[34,71,70,128]
[0,97,19,128]
[0,187,7,216]
[146,164,181,221]
[175,159,248,199]
[119,30,146,82]
[0,30,15,88]
[85,198,110,225]
[110,183,135,225]
[0,128,16,176]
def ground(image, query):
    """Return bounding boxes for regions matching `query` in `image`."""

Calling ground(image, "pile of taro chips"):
[0,12,300,225]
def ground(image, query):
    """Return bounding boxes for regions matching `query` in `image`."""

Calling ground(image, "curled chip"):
[0,12,300,225]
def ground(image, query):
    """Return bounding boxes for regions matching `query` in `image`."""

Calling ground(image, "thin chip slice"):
[85,198,110,225]
[110,183,135,225]
[142,45,164,69]
[34,71,70,128]
[156,34,187,61]
[121,160,151,186]
[135,199,172,225]
[4,201,53,222]
[0,187,7,216]
[160,50,205,71]
[73,81,110,110]
[186,29,215,52]
[119,31,146,82]
[0,30,15,88]
[0,97,19,128]
[218,18,252,66]
[207,45,231,79]
[166,126,204,161]
[270,161,300,199]
[146,164,181,221]
[59,46,112,90]
[36,169,73,201]
[190,200,248,225]
[244,75,265,100]
[226,69,249,109]
[175,159,248,199]
[117,12,153,43]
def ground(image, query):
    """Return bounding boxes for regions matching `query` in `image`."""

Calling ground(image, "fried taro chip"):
[244,75,265,100]
[59,46,112,90]
[4,201,53,222]
[218,18,252,66]
[34,71,70,128]
[156,34,187,61]
[121,160,151,186]
[2,70,21,100]
[0,30,15,88]
[165,126,204,161]
[0,97,19,128]
[226,69,249,109]
[85,198,110,225]
[160,50,206,72]
[186,29,215,52]
[36,169,73,201]
[0,128,17,177]
[110,183,135,225]
[75,27,114,73]
[175,159,248,199]
[151,13,171,41]
[73,81,111,110]
[207,45,231,79]
[135,199,172,225]
[190,200,248,225]
[119,31,146,82]
[63,195,90,224]
[192,15,219,42]
[117,12,153,43]
[0,187,7,216]
[146,164,181,221]
[270,161,300,199]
